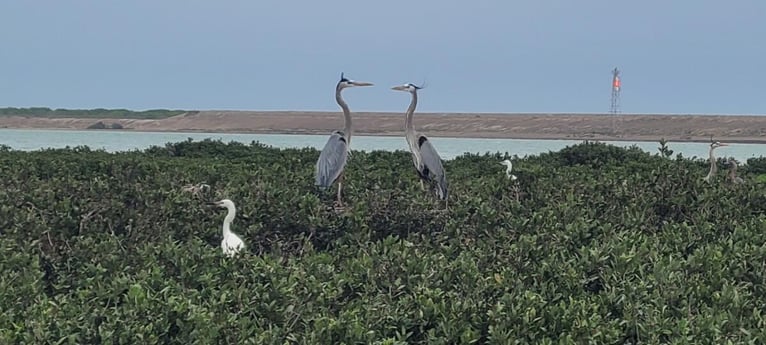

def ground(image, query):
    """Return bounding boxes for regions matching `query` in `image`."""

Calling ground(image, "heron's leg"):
[336,173,345,206]
[420,179,425,191]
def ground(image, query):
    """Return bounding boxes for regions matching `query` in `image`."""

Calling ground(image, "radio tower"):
[610,67,621,134]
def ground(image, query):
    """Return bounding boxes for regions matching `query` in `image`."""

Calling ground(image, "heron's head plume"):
[337,72,374,89]
[391,83,423,93]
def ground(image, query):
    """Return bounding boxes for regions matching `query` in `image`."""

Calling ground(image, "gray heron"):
[391,83,449,205]
[315,73,373,206]
[500,159,517,180]
[207,199,245,257]
[703,140,728,183]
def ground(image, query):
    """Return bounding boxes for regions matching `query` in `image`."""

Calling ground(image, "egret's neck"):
[336,87,352,146]
[404,90,418,145]
[708,147,717,174]
[222,205,236,237]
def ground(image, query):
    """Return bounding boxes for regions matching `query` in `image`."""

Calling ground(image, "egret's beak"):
[391,85,409,91]
[205,201,220,207]
[719,143,729,146]
[350,81,374,87]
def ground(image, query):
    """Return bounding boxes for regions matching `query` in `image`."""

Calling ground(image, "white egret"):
[500,159,517,180]
[208,199,245,257]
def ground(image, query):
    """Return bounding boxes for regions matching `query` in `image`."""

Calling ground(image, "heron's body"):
[703,141,728,183]
[393,83,448,202]
[210,199,245,257]
[500,159,517,180]
[315,73,373,206]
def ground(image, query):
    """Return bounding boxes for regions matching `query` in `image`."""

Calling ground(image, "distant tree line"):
[0,107,186,119]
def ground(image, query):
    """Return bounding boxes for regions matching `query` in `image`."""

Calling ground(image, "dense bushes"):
[747,157,766,174]
[1,139,765,343]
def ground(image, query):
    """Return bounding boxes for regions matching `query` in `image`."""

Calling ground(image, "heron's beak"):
[719,143,729,146]
[350,81,373,87]
[205,201,219,207]
[391,85,407,91]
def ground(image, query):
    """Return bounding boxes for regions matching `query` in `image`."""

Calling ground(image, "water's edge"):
[1,129,763,161]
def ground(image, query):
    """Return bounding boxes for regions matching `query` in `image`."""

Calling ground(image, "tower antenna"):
[610,67,622,135]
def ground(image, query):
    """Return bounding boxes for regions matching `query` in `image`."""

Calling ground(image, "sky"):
[1,1,764,114]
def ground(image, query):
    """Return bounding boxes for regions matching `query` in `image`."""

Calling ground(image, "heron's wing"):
[418,135,448,199]
[315,131,349,188]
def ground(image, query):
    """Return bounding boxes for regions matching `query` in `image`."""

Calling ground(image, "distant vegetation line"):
[0,107,186,119]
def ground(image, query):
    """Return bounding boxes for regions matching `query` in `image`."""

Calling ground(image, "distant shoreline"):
[1,110,766,144]
[8,127,763,145]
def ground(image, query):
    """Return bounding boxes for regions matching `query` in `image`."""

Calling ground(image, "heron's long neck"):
[336,87,352,145]
[708,147,717,175]
[404,90,418,140]
[222,206,235,237]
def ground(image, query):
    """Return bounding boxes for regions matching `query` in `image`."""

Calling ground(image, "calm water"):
[1,129,764,161]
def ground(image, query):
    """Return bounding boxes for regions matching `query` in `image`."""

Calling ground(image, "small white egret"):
[500,159,517,180]
[208,199,245,257]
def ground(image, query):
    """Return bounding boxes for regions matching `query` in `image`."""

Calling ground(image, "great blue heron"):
[500,159,517,180]
[703,140,728,183]
[726,157,745,184]
[315,73,373,207]
[207,199,245,257]
[391,83,448,204]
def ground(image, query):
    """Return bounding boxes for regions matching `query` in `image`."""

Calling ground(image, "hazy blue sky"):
[1,1,764,114]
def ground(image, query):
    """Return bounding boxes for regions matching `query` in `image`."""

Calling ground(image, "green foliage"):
[1,139,765,343]
[0,107,185,119]
[658,138,674,158]
[747,157,766,174]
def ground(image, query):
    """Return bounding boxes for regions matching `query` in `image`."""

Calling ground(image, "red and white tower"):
[610,67,621,115]
[610,67,621,135]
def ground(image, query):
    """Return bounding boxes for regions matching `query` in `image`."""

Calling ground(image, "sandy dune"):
[1,111,766,143]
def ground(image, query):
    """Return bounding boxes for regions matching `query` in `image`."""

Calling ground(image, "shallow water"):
[0,129,763,161]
